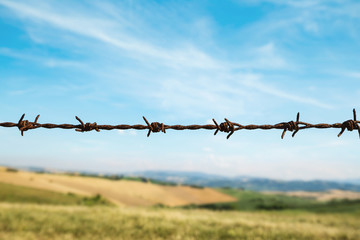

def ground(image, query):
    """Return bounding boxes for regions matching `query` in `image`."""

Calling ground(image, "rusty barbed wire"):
[0,109,359,139]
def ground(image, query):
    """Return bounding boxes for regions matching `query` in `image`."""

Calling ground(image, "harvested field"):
[0,167,235,206]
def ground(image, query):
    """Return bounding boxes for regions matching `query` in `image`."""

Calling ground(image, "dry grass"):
[0,168,235,207]
[0,203,359,240]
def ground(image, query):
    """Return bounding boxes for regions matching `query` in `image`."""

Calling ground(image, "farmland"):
[0,168,359,239]
[190,188,360,213]
[0,202,359,240]
[0,167,235,207]
[0,182,111,206]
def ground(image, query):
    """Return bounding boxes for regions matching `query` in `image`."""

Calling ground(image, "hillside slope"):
[0,167,235,207]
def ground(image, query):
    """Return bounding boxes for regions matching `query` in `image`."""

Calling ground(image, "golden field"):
[0,167,235,207]
[0,167,359,239]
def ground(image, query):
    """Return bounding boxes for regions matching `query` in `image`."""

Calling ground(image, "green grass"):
[0,183,359,239]
[187,188,360,213]
[0,203,359,240]
[0,182,112,206]
[300,199,360,213]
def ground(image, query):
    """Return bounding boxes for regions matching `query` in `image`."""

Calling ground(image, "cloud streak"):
[0,0,332,115]
[0,47,83,68]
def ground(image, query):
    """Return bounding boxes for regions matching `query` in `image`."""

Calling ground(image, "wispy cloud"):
[0,0,220,70]
[0,47,83,68]
[341,71,360,79]
[0,0,332,116]
[240,78,333,109]
[118,130,137,136]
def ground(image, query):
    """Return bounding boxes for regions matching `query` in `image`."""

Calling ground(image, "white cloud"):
[0,0,335,118]
[0,47,83,68]
[253,42,287,69]
[241,78,333,109]
[202,147,212,152]
[343,71,360,79]
[0,0,221,71]
[117,129,137,136]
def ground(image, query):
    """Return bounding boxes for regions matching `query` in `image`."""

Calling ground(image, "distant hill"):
[336,179,360,185]
[3,165,360,192]
[132,171,360,192]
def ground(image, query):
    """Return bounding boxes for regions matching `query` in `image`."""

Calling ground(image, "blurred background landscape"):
[0,165,360,239]
[0,0,360,239]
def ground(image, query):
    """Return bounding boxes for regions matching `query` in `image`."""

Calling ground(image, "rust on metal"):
[142,116,166,137]
[0,108,359,139]
[16,114,40,136]
[75,116,100,132]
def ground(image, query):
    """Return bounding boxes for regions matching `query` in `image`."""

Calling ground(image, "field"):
[1,203,360,240]
[0,167,235,206]
[1,168,360,239]
[191,188,360,213]
[0,182,111,206]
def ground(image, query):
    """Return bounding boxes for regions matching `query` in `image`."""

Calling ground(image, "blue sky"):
[0,0,359,180]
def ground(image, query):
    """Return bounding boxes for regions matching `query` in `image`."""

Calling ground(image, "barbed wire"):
[0,109,359,139]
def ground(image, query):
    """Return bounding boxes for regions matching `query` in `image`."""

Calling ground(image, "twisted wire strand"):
[0,108,359,139]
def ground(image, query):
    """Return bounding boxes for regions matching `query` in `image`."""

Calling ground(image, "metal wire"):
[1,109,359,139]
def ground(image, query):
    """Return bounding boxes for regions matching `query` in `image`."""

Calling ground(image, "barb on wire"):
[212,118,235,139]
[0,108,359,139]
[75,116,100,132]
[142,116,166,137]
[281,112,300,139]
[17,114,40,136]
[337,109,360,138]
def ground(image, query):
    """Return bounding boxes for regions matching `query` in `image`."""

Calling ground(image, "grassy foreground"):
[0,203,359,240]
[0,178,359,239]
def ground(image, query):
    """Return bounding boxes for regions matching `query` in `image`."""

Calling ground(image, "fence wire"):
[0,109,359,139]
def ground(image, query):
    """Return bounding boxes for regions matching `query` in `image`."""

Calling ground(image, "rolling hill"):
[0,167,235,207]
